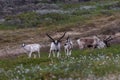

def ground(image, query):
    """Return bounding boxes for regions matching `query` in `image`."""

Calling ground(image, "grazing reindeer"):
[77,36,97,49]
[46,32,66,58]
[94,35,113,49]
[77,35,114,49]
[64,36,73,57]
[22,43,41,58]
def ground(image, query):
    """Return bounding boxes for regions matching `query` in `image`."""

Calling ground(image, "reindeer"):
[77,36,97,49]
[22,43,41,58]
[46,32,66,58]
[94,35,114,49]
[77,35,113,49]
[64,36,73,57]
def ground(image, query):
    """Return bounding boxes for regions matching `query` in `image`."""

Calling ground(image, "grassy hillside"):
[0,45,120,79]
[0,1,119,48]
[0,0,120,30]
[0,0,119,47]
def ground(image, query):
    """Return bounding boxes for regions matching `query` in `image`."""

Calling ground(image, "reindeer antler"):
[107,38,114,41]
[46,33,55,42]
[105,35,112,41]
[58,32,66,41]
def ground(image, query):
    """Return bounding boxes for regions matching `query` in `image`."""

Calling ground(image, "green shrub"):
[5,12,40,28]
[17,12,40,28]
[72,10,92,16]
[97,1,120,10]
[42,13,70,22]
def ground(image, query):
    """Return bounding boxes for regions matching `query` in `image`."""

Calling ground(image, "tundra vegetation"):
[0,45,120,79]
[0,0,120,80]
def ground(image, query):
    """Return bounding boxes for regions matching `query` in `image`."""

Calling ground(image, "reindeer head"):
[66,36,71,42]
[65,36,70,45]
[46,32,66,45]
[22,43,26,47]
[103,35,113,47]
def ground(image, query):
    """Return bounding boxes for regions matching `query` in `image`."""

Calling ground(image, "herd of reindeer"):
[22,32,115,58]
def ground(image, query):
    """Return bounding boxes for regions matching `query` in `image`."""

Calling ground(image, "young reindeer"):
[46,32,66,58]
[64,36,73,57]
[22,43,41,58]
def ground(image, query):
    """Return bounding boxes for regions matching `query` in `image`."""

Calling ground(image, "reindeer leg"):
[38,50,40,58]
[28,52,32,58]
[53,50,55,57]
[33,54,36,59]
[79,44,84,49]
[69,49,72,56]
[65,49,68,57]
[48,50,52,58]
[64,48,67,56]
[67,49,70,57]
[26,51,29,57]
[57,51,60,58]
[67,49,69,57]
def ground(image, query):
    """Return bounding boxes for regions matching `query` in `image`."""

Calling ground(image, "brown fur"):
[77,37,98,49]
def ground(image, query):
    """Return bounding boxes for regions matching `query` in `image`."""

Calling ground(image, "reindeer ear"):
[67,35,70,40]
